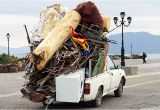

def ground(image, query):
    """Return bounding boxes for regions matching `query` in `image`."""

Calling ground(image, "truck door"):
[106,56,120,90]
[103,67,112,94]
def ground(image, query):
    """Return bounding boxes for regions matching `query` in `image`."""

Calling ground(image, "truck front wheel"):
[114,79,123,97]
[91,87,103,107]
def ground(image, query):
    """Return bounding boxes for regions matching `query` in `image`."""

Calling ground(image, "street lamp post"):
[6,33,10,56]
[113,12,132,66]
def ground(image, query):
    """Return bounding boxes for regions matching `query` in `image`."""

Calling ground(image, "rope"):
[78,24,101,34]
[103,26,121,36]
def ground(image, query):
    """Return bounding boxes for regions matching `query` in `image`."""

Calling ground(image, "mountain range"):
[108,32,160,55]
[0,46,30,57]
[0,32,160,57]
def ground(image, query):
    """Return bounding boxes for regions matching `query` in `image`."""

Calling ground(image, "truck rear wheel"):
[114,79,123,97]
[91,87,102,107]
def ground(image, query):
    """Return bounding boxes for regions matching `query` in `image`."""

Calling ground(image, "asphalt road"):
[0,63,160,109]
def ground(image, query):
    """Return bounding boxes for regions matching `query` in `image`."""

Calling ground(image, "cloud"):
[0,14,38,25]
[108,16,160,36]
[0,0,160,48]
[0,14,39,48]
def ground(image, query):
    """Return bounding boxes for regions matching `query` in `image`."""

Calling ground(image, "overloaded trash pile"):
[21,2,111,103]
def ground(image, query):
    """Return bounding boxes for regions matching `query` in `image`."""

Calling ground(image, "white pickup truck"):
[45,55,126,107]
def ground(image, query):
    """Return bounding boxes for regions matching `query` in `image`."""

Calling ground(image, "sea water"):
[125,53,160,59]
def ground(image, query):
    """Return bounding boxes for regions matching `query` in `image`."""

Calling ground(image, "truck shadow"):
[45,94,116,109]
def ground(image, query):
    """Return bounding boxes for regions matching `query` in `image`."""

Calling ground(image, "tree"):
[0,53,17,64]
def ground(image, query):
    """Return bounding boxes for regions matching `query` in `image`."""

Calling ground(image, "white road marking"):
[16,76,24,80]
[125,80,160,89]
[0,91,21,98]
[147,106,160,109]
[132,63,160,67]
[126,72,160,79]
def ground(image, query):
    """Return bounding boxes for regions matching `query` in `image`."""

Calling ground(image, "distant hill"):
[0,32,160,57]
[108,32,160,55]
[0,46,30,57]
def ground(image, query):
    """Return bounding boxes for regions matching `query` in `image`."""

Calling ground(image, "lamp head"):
[120,12,126,19]
[113,17,118,24]
[127,17,132,24]
[6,33,10,39]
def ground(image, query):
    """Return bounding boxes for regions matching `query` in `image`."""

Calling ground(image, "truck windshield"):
[106,56,116,70]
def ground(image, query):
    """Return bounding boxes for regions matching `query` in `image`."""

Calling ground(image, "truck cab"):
[83,55,126,106]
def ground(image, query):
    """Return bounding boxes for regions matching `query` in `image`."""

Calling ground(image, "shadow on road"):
[43,94,116,109]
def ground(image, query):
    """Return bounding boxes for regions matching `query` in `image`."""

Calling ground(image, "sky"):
[0,0,160,48]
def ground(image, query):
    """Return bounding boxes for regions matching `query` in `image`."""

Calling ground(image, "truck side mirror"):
[117,64,122,69]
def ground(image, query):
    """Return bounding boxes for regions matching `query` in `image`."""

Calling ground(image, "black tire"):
[114,79,123,97]
[42,102,47,106]
[91,87,103,107]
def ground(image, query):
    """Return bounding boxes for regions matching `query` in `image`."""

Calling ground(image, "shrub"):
[0,53,17,64]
